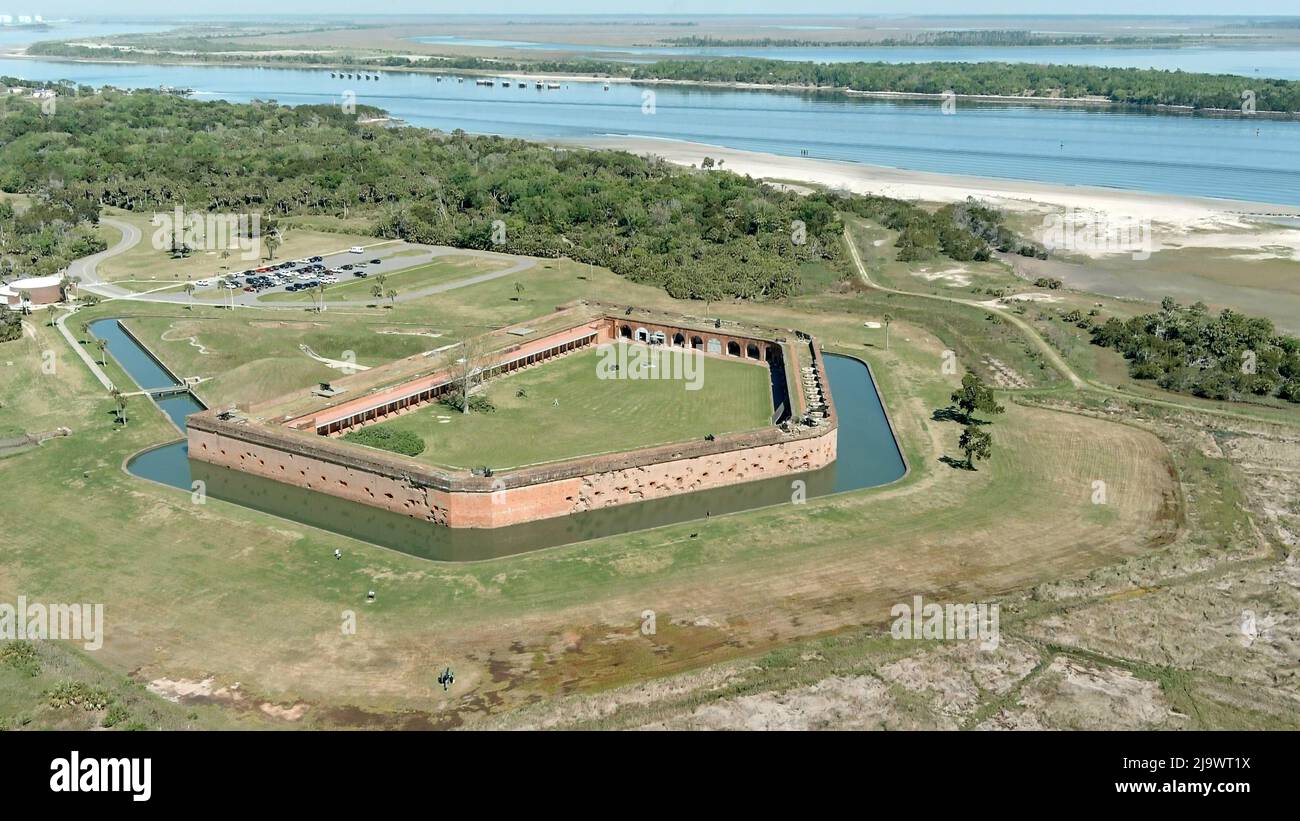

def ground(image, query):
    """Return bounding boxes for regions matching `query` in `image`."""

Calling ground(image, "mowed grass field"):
[0,245,1185,728]
[257,255,511,304]
[116,314,436,408]
[372,345,772,469]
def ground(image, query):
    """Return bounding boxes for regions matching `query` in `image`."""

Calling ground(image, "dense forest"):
[0,305,21,342]
[0,90,1014,300]
[0,192,106,280]
[630,59,1300,112]
[1091,298,1300,403]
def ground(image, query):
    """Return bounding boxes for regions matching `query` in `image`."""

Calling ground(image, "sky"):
[25,2,1300,18]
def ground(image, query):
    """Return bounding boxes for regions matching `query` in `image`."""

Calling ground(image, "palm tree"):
[882,313,893,351]
[370,283,383,303]
[513,281,525,300]
[95,338,108,366]
[316,283,327,312]
[110,388,128,425]
[386,288,397,306]
[45,304,57,327]
[264,230,281,261]
[17,290,31,315]
[182,281,195,308]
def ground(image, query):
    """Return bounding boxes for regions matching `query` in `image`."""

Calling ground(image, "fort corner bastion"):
[186,302,838,529]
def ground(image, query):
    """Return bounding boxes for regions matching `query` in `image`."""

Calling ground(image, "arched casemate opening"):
[727,340,741,357]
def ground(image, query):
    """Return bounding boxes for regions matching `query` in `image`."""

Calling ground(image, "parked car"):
[349,246,364,254]
[194,279,212,287]
[369,258,381,264]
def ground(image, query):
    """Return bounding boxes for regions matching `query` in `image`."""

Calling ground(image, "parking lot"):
[194,245,395,298]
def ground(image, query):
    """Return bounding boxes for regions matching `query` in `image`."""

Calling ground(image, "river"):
[5,55,1300,205]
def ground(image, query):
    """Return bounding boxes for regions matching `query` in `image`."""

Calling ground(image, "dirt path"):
[842,224,1300,428]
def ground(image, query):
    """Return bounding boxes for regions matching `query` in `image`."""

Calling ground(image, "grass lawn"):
[370,344,773,469]
[94,209,391,284]
[117,314,437,408]
[257,255,510,304]
[845,218,1018,297]
[0,303,1183,727]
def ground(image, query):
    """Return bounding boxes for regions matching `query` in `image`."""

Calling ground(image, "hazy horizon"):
[25,4,1300,21]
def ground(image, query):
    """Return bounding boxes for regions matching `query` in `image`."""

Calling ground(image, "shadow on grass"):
[932,406,994,426]
[940,455,975,471]
[932,406,967,424]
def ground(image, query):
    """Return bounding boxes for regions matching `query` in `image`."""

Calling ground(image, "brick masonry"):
[187,306,838,529]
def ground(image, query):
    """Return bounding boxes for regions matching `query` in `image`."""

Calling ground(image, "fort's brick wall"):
[187,306,839,530]
[189,421,836,528]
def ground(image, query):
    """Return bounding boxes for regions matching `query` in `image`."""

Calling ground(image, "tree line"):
[28,42,1300,112]
[0,91,1022,301]
[1091,298,1300,403]
[0,192,105,281]
[629,59,1300,113]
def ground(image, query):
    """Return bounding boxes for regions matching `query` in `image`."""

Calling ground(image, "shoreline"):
[7,49,1299,119]
[559,134,1300,229]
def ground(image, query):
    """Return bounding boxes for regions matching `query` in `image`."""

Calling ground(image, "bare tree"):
[450,335,493,414]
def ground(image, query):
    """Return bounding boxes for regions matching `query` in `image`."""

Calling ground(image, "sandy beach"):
[566,135,1300,231]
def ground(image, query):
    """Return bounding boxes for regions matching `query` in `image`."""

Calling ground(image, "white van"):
[194,279,212,287]
[349,246,364,254]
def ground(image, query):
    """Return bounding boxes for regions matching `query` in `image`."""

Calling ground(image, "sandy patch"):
[981,656,1171,730]
[376,328,443,338]
[983,356,1030,389]
[913,266,972,287]
[650,674,934,730]
[147,676,245,705]
[979,292,1062,308]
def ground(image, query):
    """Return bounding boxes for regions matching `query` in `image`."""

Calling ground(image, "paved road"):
[68,216,141,296]
[75,219,536,309]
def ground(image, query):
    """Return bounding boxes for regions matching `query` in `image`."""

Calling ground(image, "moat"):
[101,317,904,560]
